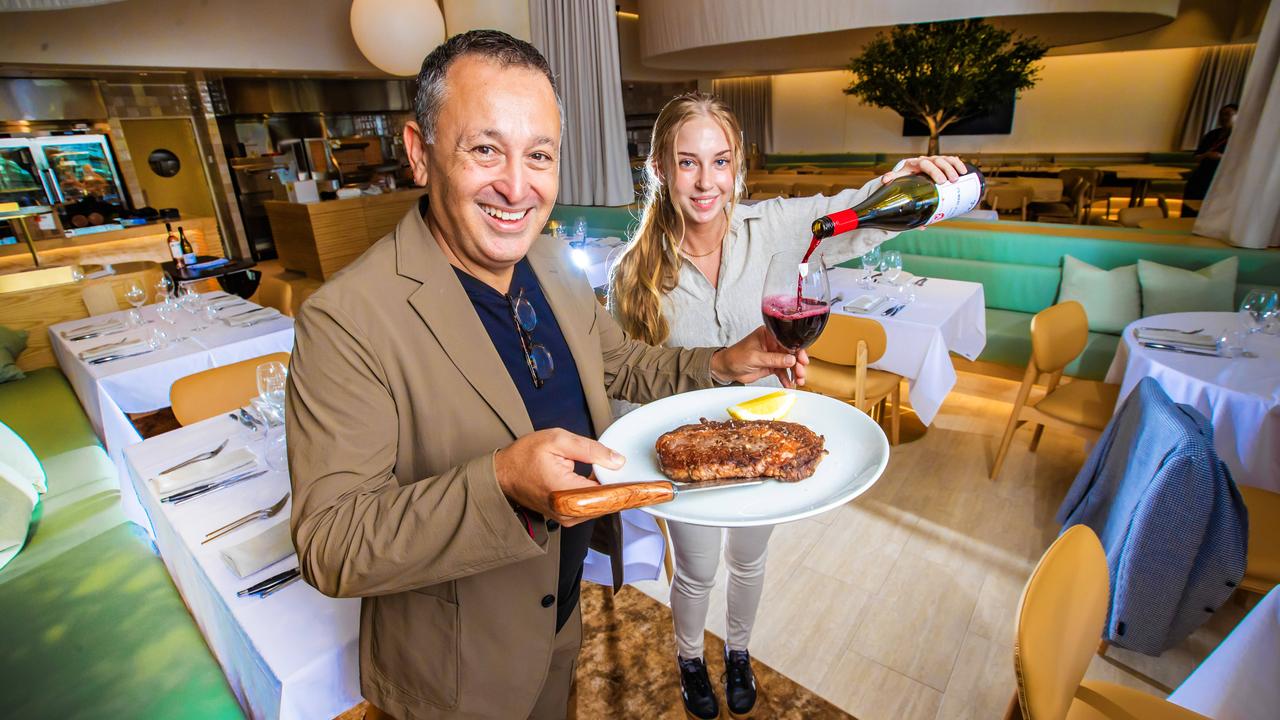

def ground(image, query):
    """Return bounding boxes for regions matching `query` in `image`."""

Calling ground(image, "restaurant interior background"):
[1,1,1278,719]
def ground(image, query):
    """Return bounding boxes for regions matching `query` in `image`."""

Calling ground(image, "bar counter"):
[264,188,429,281]
[0,217,222,275]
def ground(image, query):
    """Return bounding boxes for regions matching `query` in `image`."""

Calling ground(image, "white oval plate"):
[595,387,889,527]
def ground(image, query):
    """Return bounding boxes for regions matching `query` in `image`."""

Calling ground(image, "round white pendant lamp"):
[350,0,447,77]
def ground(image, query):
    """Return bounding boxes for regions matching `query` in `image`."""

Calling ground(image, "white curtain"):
[529,0,633,207]
[1179,45,1254,151]
[1195,4,1280,248]
[711,76,773,153]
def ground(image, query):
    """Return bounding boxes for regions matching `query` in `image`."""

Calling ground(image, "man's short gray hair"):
[414,30,558,143]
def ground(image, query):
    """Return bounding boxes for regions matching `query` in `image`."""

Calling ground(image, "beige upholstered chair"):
[170,352,291,426]
[990,301,1120,480]
[252,275,295,317]
[1240,486,1280,595]
[804,315,903,445]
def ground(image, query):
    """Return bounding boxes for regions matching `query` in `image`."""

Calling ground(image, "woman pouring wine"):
[607,91,970,720]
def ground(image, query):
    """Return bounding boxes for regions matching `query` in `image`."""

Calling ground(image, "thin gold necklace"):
[680,239,722,258]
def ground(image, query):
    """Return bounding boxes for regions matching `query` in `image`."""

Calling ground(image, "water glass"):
[156,301,177,327]
[572,217,588,245]
[147,326,169,351]
[126,309,143,327]
[1216,329,1248,358]
[881,250,903,286]
[256,361,288,408]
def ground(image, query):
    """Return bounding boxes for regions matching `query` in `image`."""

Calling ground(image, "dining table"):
[1094,164,1190,207]
[1169,587,1280,720]
[988,176,1064,203]
[827,267,987,426]
[124,413,360,720]
[1107,312,1280,491]
[48,292,295,528]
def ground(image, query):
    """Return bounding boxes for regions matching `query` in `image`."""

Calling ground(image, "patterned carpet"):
[576,583,855,719]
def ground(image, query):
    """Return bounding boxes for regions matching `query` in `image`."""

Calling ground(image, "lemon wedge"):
[727,391,796,421]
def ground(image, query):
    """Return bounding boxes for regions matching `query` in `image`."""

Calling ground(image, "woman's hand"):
[881,155,969,185]
[709,325,809,388]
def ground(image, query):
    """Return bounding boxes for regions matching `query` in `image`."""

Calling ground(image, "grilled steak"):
[655,418,826,482]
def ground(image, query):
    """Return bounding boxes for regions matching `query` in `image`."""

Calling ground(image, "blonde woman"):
[608,92,967,719]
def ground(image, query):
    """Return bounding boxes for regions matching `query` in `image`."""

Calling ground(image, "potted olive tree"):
[845,19,1047,155]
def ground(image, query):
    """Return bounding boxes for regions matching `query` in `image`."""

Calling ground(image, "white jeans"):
[667,520,775,659]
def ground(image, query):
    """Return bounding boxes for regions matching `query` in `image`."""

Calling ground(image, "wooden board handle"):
[549,482,676,518]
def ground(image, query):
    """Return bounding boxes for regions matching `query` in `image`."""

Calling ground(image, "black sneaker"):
[678,656,720,720]
[723,647,757,718]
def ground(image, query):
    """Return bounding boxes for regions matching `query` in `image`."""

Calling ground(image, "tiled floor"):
[634,371,1246,720]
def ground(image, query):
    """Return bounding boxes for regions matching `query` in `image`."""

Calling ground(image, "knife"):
[162,469,267,504]
[88,349,155,365]
[237,567,300,597]
[1139,341,1221,357]
[549,477,768,518]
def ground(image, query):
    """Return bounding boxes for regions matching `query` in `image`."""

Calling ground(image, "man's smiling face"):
[405,54,561,286]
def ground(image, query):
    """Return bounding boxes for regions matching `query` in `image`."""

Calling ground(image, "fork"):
[158,438,229,475]
[202,493,290,544]
[1138,327,1204,334]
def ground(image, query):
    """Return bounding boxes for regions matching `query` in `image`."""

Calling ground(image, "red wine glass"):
[762,249,831,353]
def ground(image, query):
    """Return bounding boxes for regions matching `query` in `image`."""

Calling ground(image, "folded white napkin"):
[208,296,247,310]
[1134,328,1218,349]
[877,270,915,285]
[61,319,126,338]
[843,295,890,314]
[225,307,282,327]
[150,447,258,496]
[221,519,295,578]
[78,338,149,361]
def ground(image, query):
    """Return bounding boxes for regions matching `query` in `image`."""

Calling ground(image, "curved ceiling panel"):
[640,0,1179,73]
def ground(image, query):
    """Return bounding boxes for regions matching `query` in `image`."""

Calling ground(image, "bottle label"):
[928,173,983,225]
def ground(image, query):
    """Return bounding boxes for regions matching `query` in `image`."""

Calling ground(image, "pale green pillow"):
[1137,257,1239,317]
[0,325,26,384]
[0,421,44,494]
[1057,255,1140,334]
[0,457,39,572]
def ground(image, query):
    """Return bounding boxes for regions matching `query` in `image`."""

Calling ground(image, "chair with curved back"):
[1006,525,1210,720]
[1239,485,1280,595]
[252,275,294,317]
[803,314,902,444]
[170,352,291,426]
[984,185,1035,221]
[990,301,1119,480]
[1059,168,1113,221]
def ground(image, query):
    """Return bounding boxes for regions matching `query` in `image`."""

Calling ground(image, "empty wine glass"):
[881,250,903,286]
[155,274,174,302]
[256,360,288,410]
[572,217,588,246]
[179,285,206,331]
[155,301,177,328]
[124,279,146,310]
[858,246,882,289]
[1240,290,1278,334]
[761,250,831,376]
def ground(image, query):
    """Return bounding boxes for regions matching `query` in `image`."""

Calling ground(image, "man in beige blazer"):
[286,31,806,720]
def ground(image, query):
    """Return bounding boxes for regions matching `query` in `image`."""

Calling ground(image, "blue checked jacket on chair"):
[1056,377,1248,656]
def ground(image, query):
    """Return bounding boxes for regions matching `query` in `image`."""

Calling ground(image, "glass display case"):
[0,134,128,233]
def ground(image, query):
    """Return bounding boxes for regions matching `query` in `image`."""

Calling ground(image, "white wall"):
[771,47,1203,154]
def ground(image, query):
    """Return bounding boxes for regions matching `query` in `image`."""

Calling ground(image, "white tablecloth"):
[1106,312,1280,491]
[49,294,296,526]
[573,236,626,290]
[827,268,986,425]
[1169,587,1280,720]
[124,415,361,720]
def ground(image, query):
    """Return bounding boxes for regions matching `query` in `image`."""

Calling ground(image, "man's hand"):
[494,428,625,527]
[710,325,809,388]
[881,155,969,185]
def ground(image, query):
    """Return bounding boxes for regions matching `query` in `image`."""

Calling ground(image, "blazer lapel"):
[394,206,533,439]
[527,237,614,436]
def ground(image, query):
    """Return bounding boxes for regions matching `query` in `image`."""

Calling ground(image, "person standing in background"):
[1182,103,1237,217]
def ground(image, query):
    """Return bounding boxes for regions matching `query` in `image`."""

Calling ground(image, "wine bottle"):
[811,163,986,239]
[166,222,184,267]
[178,226,197,267]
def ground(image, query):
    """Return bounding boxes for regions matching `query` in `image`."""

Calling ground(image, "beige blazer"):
[286,202,716,719]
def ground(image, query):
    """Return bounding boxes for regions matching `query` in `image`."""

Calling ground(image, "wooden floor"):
[633,371,1246,720]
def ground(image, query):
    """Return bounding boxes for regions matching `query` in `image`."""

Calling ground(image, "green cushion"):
[1058,255,1140,334]
[0,523,242,718]
[549,204,637,239]
[888,254,1060,314]
[1138,257,1239,317]
[0,324,26,384]
[0,471,123,586]
[0,368,101,459]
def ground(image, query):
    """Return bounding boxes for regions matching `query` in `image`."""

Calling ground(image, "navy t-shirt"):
[453,259,595,632]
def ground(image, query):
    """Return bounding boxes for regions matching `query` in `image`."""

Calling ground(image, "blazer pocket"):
[369,590,460,710]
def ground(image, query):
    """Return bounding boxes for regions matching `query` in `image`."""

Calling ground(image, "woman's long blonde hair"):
[608,92,745,346]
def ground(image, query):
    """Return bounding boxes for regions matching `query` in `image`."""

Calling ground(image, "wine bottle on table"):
[178,226,198,268]
[811,163,986,240]
[166,222,184,268]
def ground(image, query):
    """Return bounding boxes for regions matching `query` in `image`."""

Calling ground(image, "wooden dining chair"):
[990,301,1120,480]
[169,352,290,426]
[252,275,294,317]
[983,185,1034,221]
[1239,485,1280,595]
[1005,525,1210,720]
[803,314,902,445]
